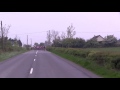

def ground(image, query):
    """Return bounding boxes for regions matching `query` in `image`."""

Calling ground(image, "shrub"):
[111,57,120,70]
[87,51,99,60]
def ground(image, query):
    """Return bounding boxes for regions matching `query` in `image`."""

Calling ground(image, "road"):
[0,50,100,78]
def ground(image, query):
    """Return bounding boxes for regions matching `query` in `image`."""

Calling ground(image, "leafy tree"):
[40,43,44,46]
[34,42,39,46]
[52,36,62,47]
[74,38,86,48]
[104,35,117,47]
[17,40,22,47]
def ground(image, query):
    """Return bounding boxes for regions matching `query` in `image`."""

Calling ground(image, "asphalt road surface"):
[0,50,101,78]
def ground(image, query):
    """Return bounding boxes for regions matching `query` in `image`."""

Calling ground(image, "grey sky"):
[1,12,120,45]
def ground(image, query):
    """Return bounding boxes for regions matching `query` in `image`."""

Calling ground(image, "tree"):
[61,38,73,48]
[0,21,11,50]
[61,32,66,40]
[2,24,11,38]
[51,30,59,41]
[52,36,62,47]
[23,44,31,50]
[84,39,100,48]
[13,35,19,47]
[104,35,117,47]
[61,37,85,48]
[73,38,86,48]
[34,42,39,47]
[40,42,44,46]
[60,32,66,47]
[54,24,76,48]
[66,24,76,38]
[17,40,22,47]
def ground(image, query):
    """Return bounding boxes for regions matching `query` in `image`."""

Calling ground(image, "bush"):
[88,51,110,65]
[79,50,90,58]
[111,57,120,70]
[87,51,99,60]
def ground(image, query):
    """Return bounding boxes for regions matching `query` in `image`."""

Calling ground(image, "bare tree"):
[2,24,11,38]
[66,24,76,38]
[61,32,66,40]
[14,35,18,46]
[51,30,59,41]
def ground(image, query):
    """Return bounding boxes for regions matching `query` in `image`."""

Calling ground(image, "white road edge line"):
[34,59,36,61]
[30,68,33,74]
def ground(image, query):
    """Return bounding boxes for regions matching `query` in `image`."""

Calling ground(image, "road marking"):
[35,55,37,56]
[34,59,36,61]
[30,68,33,74]
[36,50,38,54]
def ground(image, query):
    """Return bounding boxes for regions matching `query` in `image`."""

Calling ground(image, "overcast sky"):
[1,12,120,46]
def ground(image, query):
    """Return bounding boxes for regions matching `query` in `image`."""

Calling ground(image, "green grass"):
[50,50,120,78]
[0,50,28,62]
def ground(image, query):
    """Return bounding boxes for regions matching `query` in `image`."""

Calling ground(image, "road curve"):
[0,50,101,78]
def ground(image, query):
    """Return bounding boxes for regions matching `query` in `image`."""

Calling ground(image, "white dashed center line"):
[34,59,36,61]
[30,68,33,74]
[36,50,38,54]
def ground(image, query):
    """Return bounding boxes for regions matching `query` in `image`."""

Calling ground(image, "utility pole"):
[1,21,3,50]
[49,30,50,46]
[27,35,28,45]
[31,38,32,47]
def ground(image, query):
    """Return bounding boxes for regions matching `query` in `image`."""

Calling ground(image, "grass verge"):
[0,50,28,62]
[50,50,120,78]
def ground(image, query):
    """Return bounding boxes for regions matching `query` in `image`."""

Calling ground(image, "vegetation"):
[45,24,120,77]
[33,42,45,47]
[47,47,120,78]
[51,34,120,48]
[45,24,120,48]
[0,21,30,59]
[0,48,27,62]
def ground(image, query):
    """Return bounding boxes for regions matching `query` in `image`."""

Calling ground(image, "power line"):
[8,31,47,35]
[8,30,120,37]
[8,30,66,36]
[76,31,120,33]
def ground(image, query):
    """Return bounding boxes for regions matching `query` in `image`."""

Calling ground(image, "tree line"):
[0,21,23,52]
[46,24,120,48]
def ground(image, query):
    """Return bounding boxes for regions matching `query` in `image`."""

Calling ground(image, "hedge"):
[47,47,120,70]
